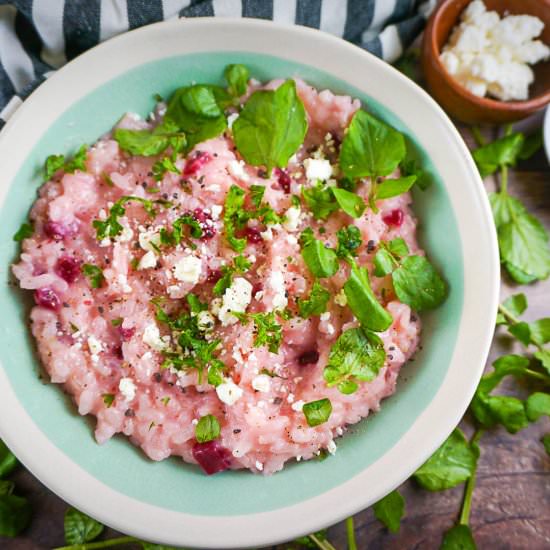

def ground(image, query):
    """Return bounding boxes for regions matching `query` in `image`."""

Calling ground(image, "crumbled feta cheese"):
[326,323,335,335]
[336,427,344,436]
[138,228,162,252]
[218,277,253,326]
[191,418,199,426]
[211,204,222,220]
[286,235,298,246]
[327,440,337,455]
[116,223,134,243]
[119,377,136,402]
[117,274,132,293]
[87,336,103,355]
[210,298,222,316]
[283,206,301,232]
[334,289,348,306]
[251,374,271,393]
[440,0,550,101]
[216,377,243,405]
[142,323,167,351]
[255,460,264,471]
[268,271,287,310]
[303,158,333,181]
[320,312,331,322]
[228,160,250,182]
[138,250,157,270]
[260,227,273,241]
[197,310,215,331]
[99,237,111,248]
[227,112,239,128]
[287,393,295,404]
[173,255,202,284]
[291,400,305,412]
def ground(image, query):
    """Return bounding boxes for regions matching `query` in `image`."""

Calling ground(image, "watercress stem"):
[498,305,549,357]
[309,533,338,550]
[52,536,139,550]
[346,516,358,550]
[500,164,508,195]
[525,368,550,384]
[459,429,483,526]
[471,126,485,147]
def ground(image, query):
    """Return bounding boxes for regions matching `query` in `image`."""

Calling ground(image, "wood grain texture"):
[1,127,549,550]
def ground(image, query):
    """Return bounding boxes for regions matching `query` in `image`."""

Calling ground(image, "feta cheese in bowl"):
[423,0,550,123]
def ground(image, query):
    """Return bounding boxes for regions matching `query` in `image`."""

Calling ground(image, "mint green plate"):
[0,18,499,549]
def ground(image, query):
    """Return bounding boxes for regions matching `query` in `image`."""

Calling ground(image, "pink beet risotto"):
[12,65,447,475]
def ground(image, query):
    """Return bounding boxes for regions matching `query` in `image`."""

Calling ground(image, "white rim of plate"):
[0,17,500,549]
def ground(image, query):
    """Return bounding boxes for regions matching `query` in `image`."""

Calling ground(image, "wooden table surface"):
[2,124,549,550]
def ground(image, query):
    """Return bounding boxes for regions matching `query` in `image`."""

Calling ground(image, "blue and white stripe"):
[0,0,435,129]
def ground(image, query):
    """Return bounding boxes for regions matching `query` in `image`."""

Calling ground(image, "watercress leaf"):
[180,85,222,118]
[392,255,447,311]
[298,281,330,318]
[340,110,406,179]
[508,322,531,346]
[376,175,416,200]
[517,130,543,161]
[64,507,104,544]
[302,183,339,220]
[0,441,17,478]
[475,394,528,433]
[331,187,366,218]
[344,263,393,332]
[495,313,506,325]
[374,248,396,277]
[113,128,170,156]
[472,132,524,177]
[501,293,527,318]
[292,530,328,548]
[225,64,249,97]
[543,434,550,455]
[324,328,386,393]
[45,154,65,179]
[302,398,332,427]
[475,354,529,396]
[301,239,339,278]
[373,490,405,533]
[504,262,537,284]
[233,80,308,173]
[388,237,409,258]
[13,222,33,242]
[498,211,550,281]
[195,414,221,443]
[489,191,526,229]
[81,264,104,289]
[534,349,550,374]
[0,481,14,496]
[401,157,431,190]
[526,392,550,422]
[336,225,362,258]
[440,524,477,550]
[0,494,31,537]
[413,429,477,491]
[529,318,550,346]
[223,185,247,252]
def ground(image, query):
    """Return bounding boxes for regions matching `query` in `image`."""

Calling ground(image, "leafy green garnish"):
[195,414,221,443]
[44,154,65,179]
[302,398,332,427]
[301,182,339,220]
[233,80,308,173]
[225,64,249,98]
[472,132,525,178]
[102,394,115,408]
[331,187,366,218]
[374,175,416,200]
[114,127,180,157]
[64,507,104,545]
[335,225,362,259]
[160,213,203,246]
[413,429,478,491]
[525,392,550,422]
[339,110,406,180]
[300,231,339,278]
[373,490,405,533]
[324,327,386,394]
[344,262,393,332]
[440,524,477,550]
[0,494,32,537]
[44,145,88,179]
[249,312,282,354]
[152,157,179,181]
[13,222,33,242]
[297,281,330,318]
[213,255,251,296]
[0,441,17,479]
[223,185,247,252]
[81,264,104,289]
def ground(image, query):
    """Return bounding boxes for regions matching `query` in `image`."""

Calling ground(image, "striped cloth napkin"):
[0,0,435,128]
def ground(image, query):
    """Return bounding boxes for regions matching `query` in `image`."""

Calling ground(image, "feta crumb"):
[138,250,157,270]
[287,393,295,404]
[138,228,161,252]
[326,323,335,335]
[211,204,222,220]
[255,460,264,471]
[286,235,298,245]
[304,158,332,181]
[142,323,167,351]
[334,289,348,307]
[197,310,215,331]
[268,271,287,310]
[119,377,136,402]
[228,159,250,182]
[218,277,252,326]
[117,274,132,293]
[260,227,273,241]
[173,255,202,284]
[116,223,134,243]
[291,400,305,412]
[320,312,331,322]
[87,336,103,355]
[336,427,344,436]
[282,206,301,232]
[98,238,111,248]
[251,374,271,393]
[327,440,337,455]
[191,418,199,425]
[216,377,243,405]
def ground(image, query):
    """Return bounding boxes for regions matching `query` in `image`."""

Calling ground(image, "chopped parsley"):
[302,398,332,427]
[213,255,252,296]
[238,311,283,353]
[297,281,330,318]
[44,144,88,180]
[195,414,221,443]
[13,222,33,242]
[152,156,179,181]
[159,213,203,246]
[102,394,115,408]
[81,264,104,289]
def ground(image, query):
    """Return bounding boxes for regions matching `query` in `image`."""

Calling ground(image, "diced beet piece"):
[54,256,81,284]
[207,269,222,284]
[193,208,216,240]
[382,208,404,227]
[298,350,320,366]
[183,151,212,177]
[119,327,135,341]
[245,226,262,244]
[275,168,291,193]
[112,344,123,359]
[34,287,61,311]
[44,220,78,240]
[192,440,232,475]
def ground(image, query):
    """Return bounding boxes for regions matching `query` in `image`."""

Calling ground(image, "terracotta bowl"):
[422,0,550,124]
